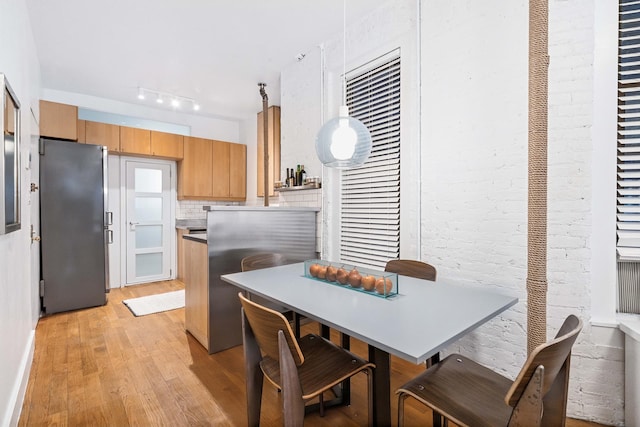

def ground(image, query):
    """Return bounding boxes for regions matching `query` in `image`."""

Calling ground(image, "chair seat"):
[397,354,513,427]
[260,334,374,401]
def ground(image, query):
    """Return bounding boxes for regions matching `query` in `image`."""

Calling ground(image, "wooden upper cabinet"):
[40,100,78,140]
[77,120,86,143]
[229,142,246,199]
[257,105,280,197]
[211,141,231,198]
[151,131,183,159]
[179,136,213,199]
[85,121,120,152]
[120,126,151,155]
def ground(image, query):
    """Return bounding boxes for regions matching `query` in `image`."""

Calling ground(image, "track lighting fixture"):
[136,87,200,112]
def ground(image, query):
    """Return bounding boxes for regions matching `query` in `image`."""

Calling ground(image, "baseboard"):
[2,330,35,427]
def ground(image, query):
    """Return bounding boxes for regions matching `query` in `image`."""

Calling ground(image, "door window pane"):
[136,253,162,277]
[135,168,162,193]
[136,225,162,249]
[135,197,162,222]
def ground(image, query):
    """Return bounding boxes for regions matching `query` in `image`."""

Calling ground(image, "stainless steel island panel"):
[205,207,318,353]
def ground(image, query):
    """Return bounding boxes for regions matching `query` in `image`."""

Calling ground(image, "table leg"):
[341,333,351,406]
[321,324,331,339]
[368,345,391,427]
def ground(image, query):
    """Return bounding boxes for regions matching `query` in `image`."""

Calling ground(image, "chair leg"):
[367,368,373,427]
[278,331,305,427]
[242,309,264,427]
[397,392,407,427]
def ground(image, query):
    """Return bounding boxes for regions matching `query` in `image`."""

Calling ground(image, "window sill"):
[619,313,640,342]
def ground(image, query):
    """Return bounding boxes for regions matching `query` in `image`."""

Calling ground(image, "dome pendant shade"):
[315,106,372,169]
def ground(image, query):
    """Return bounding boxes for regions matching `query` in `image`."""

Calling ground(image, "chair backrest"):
[238,292,304,366]
[504,314,582,409]
[385,259,437,281]
[241,253,289,272]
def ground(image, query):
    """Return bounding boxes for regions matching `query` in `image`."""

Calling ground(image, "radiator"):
[618,260,640,314]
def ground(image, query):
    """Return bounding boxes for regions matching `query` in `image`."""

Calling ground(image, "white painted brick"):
[279,0,623,424]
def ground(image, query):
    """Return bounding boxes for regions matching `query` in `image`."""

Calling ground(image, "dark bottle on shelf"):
[288,168,295,187]
[300,164,306,185]
[295,164,301,187]
[286,168,290,187]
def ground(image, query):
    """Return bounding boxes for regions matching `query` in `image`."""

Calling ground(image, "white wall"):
[280,0,625,424]
[0,0,41,425]
[421,0,624,424]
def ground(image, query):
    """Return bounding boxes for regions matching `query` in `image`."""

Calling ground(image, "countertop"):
[202,206,319,212]
[183,233,207,243]
[176,219,207,230]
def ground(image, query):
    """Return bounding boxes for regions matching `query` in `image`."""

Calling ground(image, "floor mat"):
[122,289,185,316]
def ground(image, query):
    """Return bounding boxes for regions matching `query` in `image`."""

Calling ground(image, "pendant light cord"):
[343,0,347,106]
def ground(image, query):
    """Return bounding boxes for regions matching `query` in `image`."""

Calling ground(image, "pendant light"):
[315,0,372,169]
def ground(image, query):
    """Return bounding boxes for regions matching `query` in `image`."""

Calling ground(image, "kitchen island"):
[182,206,318,353]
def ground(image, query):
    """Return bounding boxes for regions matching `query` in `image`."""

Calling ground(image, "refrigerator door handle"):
[107,229,114,244]
[106,211,113,226]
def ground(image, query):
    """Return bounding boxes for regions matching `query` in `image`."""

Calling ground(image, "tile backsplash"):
[176,200,240,219]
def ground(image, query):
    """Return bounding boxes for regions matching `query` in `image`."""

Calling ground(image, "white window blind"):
[618,0,640,314]
[340,53,401,269]
[618,0,640,260]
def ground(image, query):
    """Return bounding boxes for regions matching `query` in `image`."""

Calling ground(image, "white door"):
[125,160,172,285]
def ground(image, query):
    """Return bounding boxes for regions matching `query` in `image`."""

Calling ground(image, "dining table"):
[221,262,518,426]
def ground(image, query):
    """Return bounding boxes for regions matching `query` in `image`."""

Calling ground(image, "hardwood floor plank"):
[19,280,610,427]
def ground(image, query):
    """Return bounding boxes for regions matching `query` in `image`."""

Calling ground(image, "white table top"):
[221,263,518,364]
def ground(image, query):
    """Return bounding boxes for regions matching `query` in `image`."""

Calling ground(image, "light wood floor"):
[20,280,608,427]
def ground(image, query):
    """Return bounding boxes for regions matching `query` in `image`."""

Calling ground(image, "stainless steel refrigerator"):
[40,139,111,314]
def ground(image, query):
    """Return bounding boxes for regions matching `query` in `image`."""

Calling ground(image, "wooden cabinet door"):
[151,131,184,159]
[179,136,212,199]
[211,141,230,198]
[85,121,120,152]
[120,126,150,155]
[229,142,246,200]
[40,100,78,140]
[77,119,86,143]
[184,238,209,350]
[257,105,280,197]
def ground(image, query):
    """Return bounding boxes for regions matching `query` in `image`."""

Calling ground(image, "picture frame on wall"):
[1,73,21,235]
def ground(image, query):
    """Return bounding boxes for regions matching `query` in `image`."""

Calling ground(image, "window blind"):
[340,54,401,269]
[617,0,640,260]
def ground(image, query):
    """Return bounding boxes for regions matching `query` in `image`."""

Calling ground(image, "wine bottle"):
[300,164,306,185]
[286,168,290,187]
[295,164,301,187]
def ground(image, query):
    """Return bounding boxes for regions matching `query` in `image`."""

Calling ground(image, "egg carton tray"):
[303,259,398,298]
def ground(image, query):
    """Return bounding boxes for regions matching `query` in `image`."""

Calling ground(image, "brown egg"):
[375,277,393,295]
[361,275,376,291]
[309,263,320,277]
[348,268,362,288]
[336,267,349,284]
[316,265,328,280]
[326,265,338,282]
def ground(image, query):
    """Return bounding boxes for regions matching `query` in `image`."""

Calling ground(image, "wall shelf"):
[276,184,321,192]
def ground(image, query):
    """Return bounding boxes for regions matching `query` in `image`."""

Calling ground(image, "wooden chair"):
[385,259,437,282]
[396,314,583,427]
[239,292,375,427]
[241,252,289,272]
[241,253,306,337]
[385,259,439,367]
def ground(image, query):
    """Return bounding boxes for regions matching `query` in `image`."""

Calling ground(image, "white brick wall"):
[280,0,625,424]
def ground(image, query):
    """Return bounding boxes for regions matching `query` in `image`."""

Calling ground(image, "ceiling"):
[26,0,382,121]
